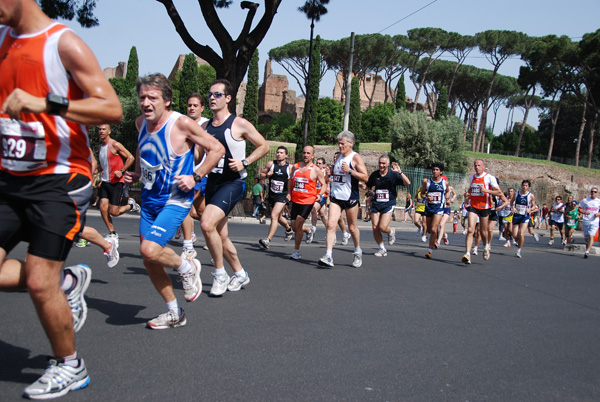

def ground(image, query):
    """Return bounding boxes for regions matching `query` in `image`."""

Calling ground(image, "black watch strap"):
[192,173,202,183]
[46,93,69,115]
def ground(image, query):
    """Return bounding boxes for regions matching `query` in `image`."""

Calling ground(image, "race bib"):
[568,218,576,226]
[140,158,163,190]
[375,189,390,202]
[1,118,47,171]
[428,192,442,204]
[293,177,308,193]
[516,204,527,215]
[331,174,344,183]
[211,155,225,174]
[470,184,483,196]
[271,179,284,193]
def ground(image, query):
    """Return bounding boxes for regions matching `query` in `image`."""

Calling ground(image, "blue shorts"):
[318,195,328,207]
[193,176,208,197]
[205,178,245,216]
[140,204,190,247]
[425,204,444,217]
[443,207,451,215]
[370,202,395,214]
[512,214,530,225]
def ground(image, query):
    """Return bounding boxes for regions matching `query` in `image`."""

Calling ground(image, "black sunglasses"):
[208,92,227,99]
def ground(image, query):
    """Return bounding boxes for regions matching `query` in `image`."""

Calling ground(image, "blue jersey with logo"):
[138,111,195,211]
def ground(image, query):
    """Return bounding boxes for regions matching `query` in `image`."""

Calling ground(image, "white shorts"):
[582,221,599,238]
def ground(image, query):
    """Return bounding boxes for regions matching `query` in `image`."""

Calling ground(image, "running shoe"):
[352,252,363,268]
[174,226,183,240]
[548,239,554,245]
[472,247,478,256]
[289,250,301,260]
[584,251,589,259]
[483,248,490,261]
[104,237,119,268]
[341,232,351,246]
[228,272,250,292]
[106,232,119,248]
[504,241,511,248]
[128,197,141,213]
[210,273,230,296]
[258,238,270,250]
[23,358,89,400]
[462,229,468,235]
[534,233,540,242]
[425,251,433,259]
[64,264,91,333]
[374,249,387,257]
[561,239,567,246]
[147,308,186,329]
[284,228,293,241]
[417,227,422,236]
[515,250,522,258]
[191,232,197,243]
[318,255,334,268]
[421,235,427,243]
[443,237,449,246]
[306,226,315,244]
[74,239,87,248]
[462,254,471,264]
[388,228,396,246]
[180,259,201,302]
[181,247,197,261]
[499,235,506,241]
[513,239,518,246]
[434,241,440,249]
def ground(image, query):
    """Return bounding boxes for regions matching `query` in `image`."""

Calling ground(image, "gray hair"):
[137,73,173,109]
[379,154,390,163]
[337,130,355,144]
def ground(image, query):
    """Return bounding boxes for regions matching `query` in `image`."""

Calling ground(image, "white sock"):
[378,242,385,250]
[235,269,247,278]
[354,247,362,254]
[166,299,179,314]
[183,240,193,249]
[214,267,227,276]
[325,250,332,257]
[177,259,192,275]
[61,272,74,292]
[62,352,78,367]
[428,248,433,253]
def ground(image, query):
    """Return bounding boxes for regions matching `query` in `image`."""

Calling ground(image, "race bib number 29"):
[1,119,47,172]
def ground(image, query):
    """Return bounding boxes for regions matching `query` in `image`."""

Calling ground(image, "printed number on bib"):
[0,119,47,171]
[375,189,390,202]
[140,158,163,190]
[294,177,308,193]
[470,184,483,196]
[428,192,442,204]
[271,180,284,193]
[568,219,576,226]
[516,204,527,215]
[211,156,225,174]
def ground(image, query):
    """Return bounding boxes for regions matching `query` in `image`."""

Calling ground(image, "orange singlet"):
[291,163,317,205]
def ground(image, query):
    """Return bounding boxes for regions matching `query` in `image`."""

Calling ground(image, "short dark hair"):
[521,179,531,187]
[187,93,206,107]
[137,73,173,109]
[210,79,233,98]
[432,161,444,171]
[277,146,288,155]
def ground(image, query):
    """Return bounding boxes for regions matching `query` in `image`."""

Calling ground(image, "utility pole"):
[302,16,315,148]
[343,32,355,131]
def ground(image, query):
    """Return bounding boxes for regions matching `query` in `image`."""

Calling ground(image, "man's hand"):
[175,174,196,192]
[124,171,140,185]
[228,158,243,172]
[1,89,46,119]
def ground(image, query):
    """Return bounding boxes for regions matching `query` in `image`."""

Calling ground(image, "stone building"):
[258,60,304,123]
[103,61,126,80]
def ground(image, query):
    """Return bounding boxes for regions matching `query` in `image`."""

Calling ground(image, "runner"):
[258,146,293,249]
[436,176,456,247]
[564,198,579,245]
[307,157,329,243]
[461,159,502,264]
[287,146,326,260]
[423,163,450,259]
[200,79,269,296]
[548,195,565,246]
[125,74,224,328]
[96,124,139,245]
[578,187,600,258]
[414,181,428,241]
[318,131,369,268]
[366,156,410,257]
[511,180,538,258]
[404,193,414,222]
[0,1,122,398]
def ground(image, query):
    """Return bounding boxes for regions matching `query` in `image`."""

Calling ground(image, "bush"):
[361,103,396,142]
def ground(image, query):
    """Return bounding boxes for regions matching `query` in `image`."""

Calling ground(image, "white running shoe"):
[106,232,119,248]
[499,235,506,241]
[534,233,540,242]
[504,241,511,248]
[104,237,119,268]
[210,273,230,296]
[318,255,334,268]
[258,238,270,249]
[174,226,183,240]
[289,250,301,260]
[513,239,518,246]
[147,308,186,329]
[472,247,478,256]
[23,358,90,399]
[374,249,387,257]
[483,248,490,261]
[341,232,351,246]
[388,228,396,246]
[227,272,250,292]
[548,239,554,245]
[180,259,202,302]
[421,235,427,243]
[306,226,315,244]
[128,197,140,213]
[515,250,522,258]
[181,247,197,262]
[64,264,91,333]
[284,228,293,241]
[352,252,363,268]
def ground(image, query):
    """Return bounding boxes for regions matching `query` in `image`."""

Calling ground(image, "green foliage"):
[395,74,407,110]
[434,86,449,120]
[307,36,321,146]
[361,103,395,142]
[243,50,259,126]
[258,113,296,141]
[349,77,361,149]
[281,98,343,145]
[108,78,130,97]
[175,54,200,114]
[389,109,468,173]
[125,46,139,89]
[198,64,216,119]
[40,0,99,28]
[492,125,547,155]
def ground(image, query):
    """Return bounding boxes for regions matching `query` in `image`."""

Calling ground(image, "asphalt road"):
[1,210,599,401]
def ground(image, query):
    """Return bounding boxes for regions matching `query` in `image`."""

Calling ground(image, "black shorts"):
[268,193,287,206]
[468,206,492,218]
[98,181,124,205]
[330,196,359,211]
[550,220,564,230]
[290,202,313,220]
[0,172,92,261]
[205,178,245,216]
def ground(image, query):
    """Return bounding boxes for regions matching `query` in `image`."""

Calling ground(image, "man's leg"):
[371,212,383,245]
[202,204,228,270]
[479,216,490,248]
[140,240,189,303]
[427,214,442,251]
[345,204,360,249]
[292,216,309,252]
[325,203,341,252]
[465,212,478,254]
[99,198,115,233]
[266,202,287,240]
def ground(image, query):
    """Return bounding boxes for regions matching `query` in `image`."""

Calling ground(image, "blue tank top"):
[206,114,247,185]
[138,111,195,210]
[514,191,531,216]
[426,177,447,206]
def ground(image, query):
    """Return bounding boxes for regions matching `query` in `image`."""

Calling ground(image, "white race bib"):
[375,189,390,202]
[1,118,47,172]
[140,158,163,190]
[211,155,225,174]
[428,191,442,204]
[271,179,284,193]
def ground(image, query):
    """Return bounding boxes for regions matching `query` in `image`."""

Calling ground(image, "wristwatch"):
[241,159,249,168]
[192,173,202,183]
[46,93,69,115]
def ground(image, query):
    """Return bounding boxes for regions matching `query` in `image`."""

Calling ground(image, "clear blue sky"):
[68,0,600,134]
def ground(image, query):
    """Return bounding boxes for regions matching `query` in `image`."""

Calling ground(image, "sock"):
[61,272,74,292]
[473,247,478,252]
[378,242,385,250]
[311,226,316,232]
[325,250,332,257]
[235,269,247,278]
[354,247,362,255]
[177,259,192,275]
[294,249,300,253]
[343,231,349,236]
[166,299,179,314]
[428,248,433,253]
[517,248,522,253]
[62,352,78,367]
[214,267,227,276]
[183,240,193,249]
[466,252,471,257]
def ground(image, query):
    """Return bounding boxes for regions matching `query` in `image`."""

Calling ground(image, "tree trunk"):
[587,111,597,169]
[462,110,470,142]
[575,101,587,167]
[546,94,562,161]
[515,100,532,157]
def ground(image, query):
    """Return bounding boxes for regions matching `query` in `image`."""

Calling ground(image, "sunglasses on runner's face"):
[208,92,227,99]
[592,190,598,193]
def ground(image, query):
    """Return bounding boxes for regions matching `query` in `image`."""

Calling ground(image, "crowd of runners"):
[2,1,600,400]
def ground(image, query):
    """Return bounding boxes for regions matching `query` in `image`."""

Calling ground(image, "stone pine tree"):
[434,86,449,120]
[125,46,139,89]
[243,49,260,188]
[349,76,361,150]
[307,35,322,146]
[176,53,200,114]
[395,74,407,110]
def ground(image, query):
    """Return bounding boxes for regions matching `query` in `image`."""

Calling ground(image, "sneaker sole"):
[24,375,90,400]
[146,318,187,329]
[184,259,202,302]
[317,260,334,268]
[228,276,250,292]
[461,256,471,264]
